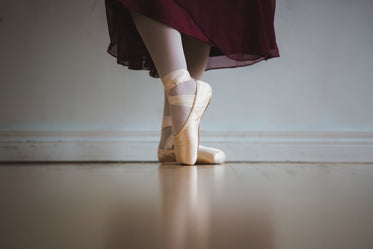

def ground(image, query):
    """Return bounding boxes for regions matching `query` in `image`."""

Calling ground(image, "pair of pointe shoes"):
[158,69,225,165]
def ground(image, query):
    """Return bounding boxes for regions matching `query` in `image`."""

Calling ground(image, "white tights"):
[130,11,211,149]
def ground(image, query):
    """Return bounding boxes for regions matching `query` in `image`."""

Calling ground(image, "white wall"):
[1,0,373,162]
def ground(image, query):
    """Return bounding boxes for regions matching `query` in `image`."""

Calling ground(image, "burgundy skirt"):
[105,0,280,78]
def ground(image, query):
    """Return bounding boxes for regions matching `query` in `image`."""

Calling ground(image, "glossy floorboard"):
[0,162,372,249]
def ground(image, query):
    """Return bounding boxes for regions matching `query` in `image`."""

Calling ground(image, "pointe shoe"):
[197,145,226,164]
[158,116,226,164]
[162,70,212,165]
[173,79,212,165]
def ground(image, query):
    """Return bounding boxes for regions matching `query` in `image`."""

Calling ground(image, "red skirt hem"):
[105,0,280,78]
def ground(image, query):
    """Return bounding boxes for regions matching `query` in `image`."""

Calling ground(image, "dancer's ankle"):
[160,68,191,92]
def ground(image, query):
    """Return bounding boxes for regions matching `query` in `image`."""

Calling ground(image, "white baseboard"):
[0,130,373,162]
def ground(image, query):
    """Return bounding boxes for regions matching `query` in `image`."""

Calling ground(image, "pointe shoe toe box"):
[213,150,226,164]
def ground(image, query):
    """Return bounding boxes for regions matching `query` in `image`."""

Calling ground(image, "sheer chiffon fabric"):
[105,0,280,78]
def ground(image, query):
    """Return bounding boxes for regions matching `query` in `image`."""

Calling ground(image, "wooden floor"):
[1,162,373,249]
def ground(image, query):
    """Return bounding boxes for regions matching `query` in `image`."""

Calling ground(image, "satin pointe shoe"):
[163,73,212,165]
[158,116,226,164]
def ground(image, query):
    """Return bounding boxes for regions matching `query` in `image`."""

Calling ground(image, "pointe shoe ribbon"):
[162,69,192,92]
